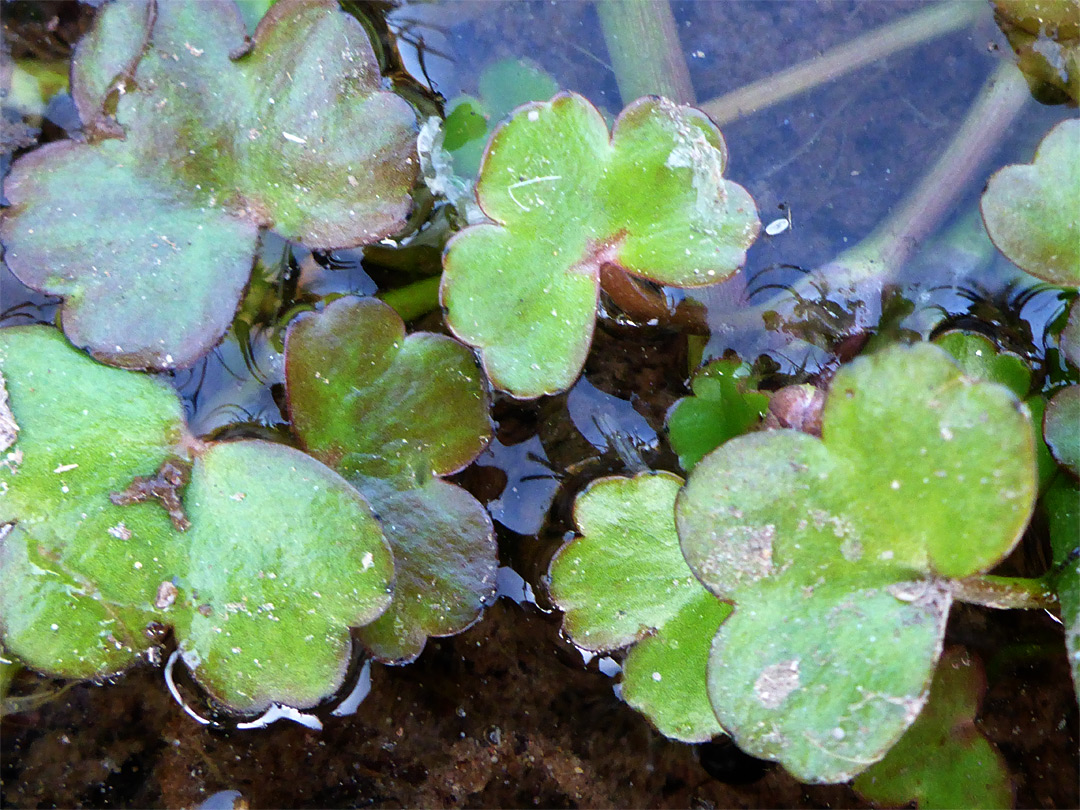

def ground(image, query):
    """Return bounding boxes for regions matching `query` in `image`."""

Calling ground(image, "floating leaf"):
[666,358,769,472]
[981,119,1080,288]
[548,473,730,742]
[442,93,759,398]
[285,297,496,663]
[0,326,394,713]
[677,343,1036,782]
[853,647,1012,810]
[0,0,418,370]
[1044,384,1080,475]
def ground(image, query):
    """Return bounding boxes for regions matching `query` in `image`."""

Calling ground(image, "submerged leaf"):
[981,119,1080,288]
[548,472,729,742]
[1,0,417,370]
[0,327,394,713]
[853,647,1012,809]
[442,93,759,398]
[286,297,496,663]
[677,343,1036,782]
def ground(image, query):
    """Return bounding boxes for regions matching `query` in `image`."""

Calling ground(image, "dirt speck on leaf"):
[754,658,800,709]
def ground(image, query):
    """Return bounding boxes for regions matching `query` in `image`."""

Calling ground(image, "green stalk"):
[378,276,442,322]
[952,575,1059,611]
[701,1,985,126]
[596,0,695,104]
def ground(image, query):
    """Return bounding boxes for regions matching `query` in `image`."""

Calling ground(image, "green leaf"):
[0,326,395,713]
[981,119,1080,288]
[677,343,1037,782]
[992,0,1079,104]
[1044,384,1080,476]
[932,331,1032,398]
[442,93,759,398]
[0,327,188,677]
[666,358,769,472]
[1043,475,1079,696]
[548,472,730,742]
[69,0,154,137]
[0,0,417,370]
[1061,298,1080,368]
[853,647,1012,810]
[175,440,393,713]
[285,297,496,663]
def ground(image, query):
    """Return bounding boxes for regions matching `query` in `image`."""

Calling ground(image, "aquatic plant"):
[676,343,1041,782]
[981,119,1080,288]
[852,646,1012,809]
[441,92,760,398]
[0,327,394,714]
[0,0,417,370]
[284,297,496,663]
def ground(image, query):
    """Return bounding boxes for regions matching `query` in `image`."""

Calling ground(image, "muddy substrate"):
[2,599,1076,809]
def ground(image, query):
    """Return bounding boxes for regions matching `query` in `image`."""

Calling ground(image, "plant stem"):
[952,575,1059,611]
[817,60,1030,290]
[700,1,985,126]
[378,276,442,322]
[596,0,695,104]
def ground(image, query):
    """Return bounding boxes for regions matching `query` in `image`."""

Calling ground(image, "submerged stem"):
[378,275,442,322]
[596,0,695,105]
[952,574,1059,611]
[701,1,985,126]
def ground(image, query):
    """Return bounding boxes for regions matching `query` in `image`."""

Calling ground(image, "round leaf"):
[442,92,759,398]
[677,343,1037,782]
[549,472,729,742]
[981,119,1080,287]
[176,440,393,713]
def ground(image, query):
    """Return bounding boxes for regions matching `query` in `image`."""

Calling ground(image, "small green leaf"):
[1043,475,1079,695]
[932,331,1032,398]
[1044,384,1080,476]
[442,93,759,398]
[666,358,769,472]
[981,119,1080,288]
[549,472,729,742]
[0,326,395,713]
[1,0,417,370]
[853,647,1013,810]
[286,297,496,663]
[677,343,1037,782]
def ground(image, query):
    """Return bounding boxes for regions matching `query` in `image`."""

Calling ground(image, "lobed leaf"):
[442,93,759,398]
[1044,384,1080,476]
[285,297,496,663]
[677,343,1037,782]
[549,473,729,742]
[0,326,395,713]
[981,119,1080,288]
[1,0,417,370]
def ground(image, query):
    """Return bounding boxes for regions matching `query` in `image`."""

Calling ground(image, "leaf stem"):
[378,276,442,322]
[596,0,695,105]
[700,1,985,126]
[952,574,1059,611]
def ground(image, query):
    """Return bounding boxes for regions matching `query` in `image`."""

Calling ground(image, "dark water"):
[2,2,1077,808]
